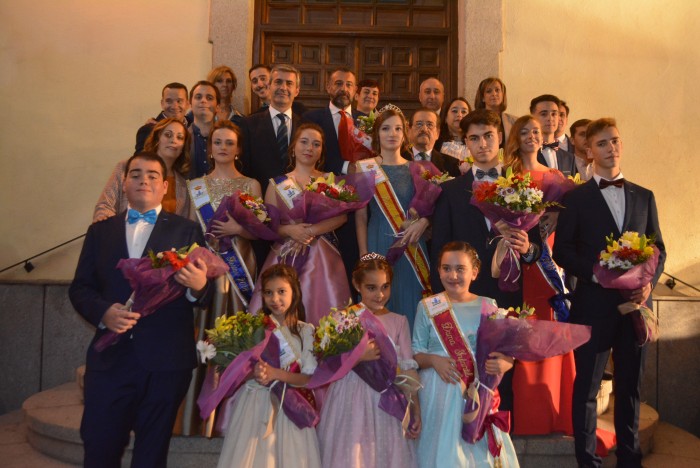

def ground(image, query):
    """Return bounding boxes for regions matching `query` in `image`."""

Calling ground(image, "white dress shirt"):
[412,147,433,161]
[126,205,161,258]
[541,146,558,169]
[471,164,502,231]
[593,173,625,232]
[268,106,293,144]
[557,134,570,152]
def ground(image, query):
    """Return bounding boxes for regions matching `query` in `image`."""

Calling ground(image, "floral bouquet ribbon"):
[592,232,661,345]
[197,328,319,432]
[307,305,413,426]
[461,301,591,453]
[94,244,228,352]
[470,168,555,292]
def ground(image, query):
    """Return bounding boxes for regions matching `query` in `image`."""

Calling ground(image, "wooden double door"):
[253,1,458,113]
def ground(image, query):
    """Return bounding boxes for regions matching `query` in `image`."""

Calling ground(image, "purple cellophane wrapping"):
[206,191,282,251]
[197,330,319,431]
[461,301,592,443]
[307,310,410,423]
[94,247,228,352]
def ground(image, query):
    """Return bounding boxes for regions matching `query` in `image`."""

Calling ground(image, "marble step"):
[22,382,222,467]
[23,382,661,467]
[513,396,659,468]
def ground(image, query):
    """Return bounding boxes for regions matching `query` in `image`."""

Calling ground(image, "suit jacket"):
[553,179,666,319]
[69,211,209,372]
[302,106,362,175]
[430,171,541,308]
[537,147,577,177]
[404,148,461,178]
[240,108,302,193]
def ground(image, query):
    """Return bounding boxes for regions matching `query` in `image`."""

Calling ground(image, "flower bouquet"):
[340,113,374,162]
[307,305,414,426]
[206,190,281,252]
[197,314,319,432]
[94,243,228,352]
[471,167,558,292]
[460,301,591,458]
[356,109,377,134]
[592,231,661,345]
[385,161,445,266]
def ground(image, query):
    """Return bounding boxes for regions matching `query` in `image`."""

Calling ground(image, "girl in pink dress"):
[317,254,421,468]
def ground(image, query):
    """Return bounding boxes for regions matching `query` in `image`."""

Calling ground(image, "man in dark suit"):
[431,109,541,410]
[303,67,363,279]
[248,64,308,116]
[406,107,460,177]
[553,118,665,468]
[240,64,302,193]
[530,94,576,176]
[134,82,191,153]
[556,100,574,153]
[69,152,212,468]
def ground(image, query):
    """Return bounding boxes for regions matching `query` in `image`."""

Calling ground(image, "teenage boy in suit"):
[531,94,576,176]
[553,118,665,468]
[70,152,213,468]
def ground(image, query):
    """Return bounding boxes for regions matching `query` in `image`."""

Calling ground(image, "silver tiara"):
[376,103,404,116]
[360,252,387,262]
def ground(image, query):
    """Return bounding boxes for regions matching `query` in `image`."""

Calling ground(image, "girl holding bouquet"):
[356,109,437,330]
[412,241,519,468]
[501,115,576,436]
[317,253,421,468]
[217,264,321,468]
[248,123,352,325]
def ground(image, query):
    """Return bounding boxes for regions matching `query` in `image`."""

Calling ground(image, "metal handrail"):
[0,234,85,274]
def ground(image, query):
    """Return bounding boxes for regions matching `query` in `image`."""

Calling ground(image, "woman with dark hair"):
[434,97,472,168]
[93,118,192,222]
[474,77,518,145]
[355,108,435,330]
[207,65,244,124]
[247,123,351,325]
[501,114,576,437]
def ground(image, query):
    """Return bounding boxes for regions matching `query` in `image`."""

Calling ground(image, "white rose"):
[196,340,216,364]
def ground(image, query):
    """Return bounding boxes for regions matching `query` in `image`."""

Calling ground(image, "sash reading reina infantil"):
[187,178,255,305]
[422,292,478,389]
[358,159,432,291]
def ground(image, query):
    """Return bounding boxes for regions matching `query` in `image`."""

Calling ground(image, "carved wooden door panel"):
[254,0,456,113]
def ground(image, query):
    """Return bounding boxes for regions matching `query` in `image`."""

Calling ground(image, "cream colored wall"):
[496,0,699,293]
[0,0,213,281]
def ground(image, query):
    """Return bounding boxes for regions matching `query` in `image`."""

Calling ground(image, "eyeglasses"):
[413,121,436,130]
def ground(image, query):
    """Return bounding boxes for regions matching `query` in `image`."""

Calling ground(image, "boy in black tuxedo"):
[553,118,665,468]
[70,152,212,468]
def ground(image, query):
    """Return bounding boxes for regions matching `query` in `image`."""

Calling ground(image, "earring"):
[291,151,296,159]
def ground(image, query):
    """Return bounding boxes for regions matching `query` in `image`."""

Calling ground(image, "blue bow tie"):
[127,208,157,224]
[475,167,499,180]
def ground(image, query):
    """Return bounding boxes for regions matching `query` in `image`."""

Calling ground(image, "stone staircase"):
[10,381,699,467]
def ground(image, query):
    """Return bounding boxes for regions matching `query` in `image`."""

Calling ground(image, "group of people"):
[69,63,665,468]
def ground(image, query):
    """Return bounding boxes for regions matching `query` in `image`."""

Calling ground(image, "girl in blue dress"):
[412,241,520,467]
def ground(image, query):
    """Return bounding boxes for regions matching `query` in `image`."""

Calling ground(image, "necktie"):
[599,178,625,189]
[338,111,351,161]
[276,113,289,161]
[475,167,499,180]
[127,208,157,224]
[543,141,559,151]
[417,151,428,161]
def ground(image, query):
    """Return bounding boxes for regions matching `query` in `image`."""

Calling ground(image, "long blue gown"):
[412,297,520,468]
[367,163,427,331]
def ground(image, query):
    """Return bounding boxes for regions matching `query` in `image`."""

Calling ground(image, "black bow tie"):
[599,178,625,189]
[542,142,559,151]
[475,168,499,180]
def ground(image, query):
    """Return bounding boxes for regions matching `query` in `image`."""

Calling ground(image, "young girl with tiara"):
[217,264,321,468]
[316,253,422,468]
[412,242,519,467]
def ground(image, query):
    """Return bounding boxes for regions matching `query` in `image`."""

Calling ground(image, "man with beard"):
[134,82,191,153]
[407,108,460,177]
[303,67,362,282]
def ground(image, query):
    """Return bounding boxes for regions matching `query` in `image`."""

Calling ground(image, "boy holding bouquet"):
[553,118,666,468]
